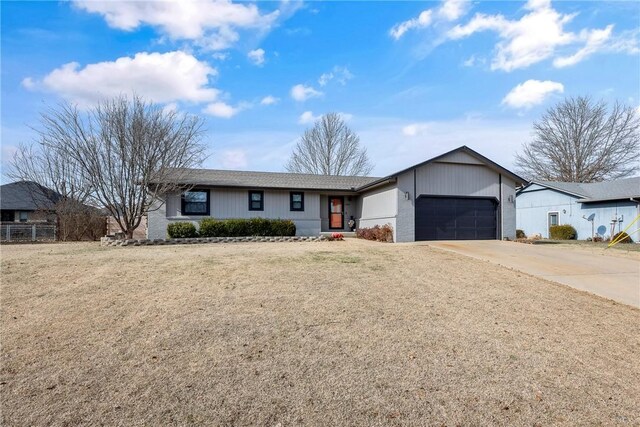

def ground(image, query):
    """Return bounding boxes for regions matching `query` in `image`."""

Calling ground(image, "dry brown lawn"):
[1,240,639,426]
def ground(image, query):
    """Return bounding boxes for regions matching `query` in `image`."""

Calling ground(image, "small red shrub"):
[331,232,344,240]
[356,224,393,243]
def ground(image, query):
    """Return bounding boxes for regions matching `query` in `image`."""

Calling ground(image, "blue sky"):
[2,0,639,178]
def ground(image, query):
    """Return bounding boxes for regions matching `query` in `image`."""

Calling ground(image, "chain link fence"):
[1,224,57,242]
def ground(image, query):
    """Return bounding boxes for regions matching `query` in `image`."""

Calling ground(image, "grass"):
[1,240,639,426]
[543,239,640,252]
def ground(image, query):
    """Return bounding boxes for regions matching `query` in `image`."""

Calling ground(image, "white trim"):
[546,211,560,238]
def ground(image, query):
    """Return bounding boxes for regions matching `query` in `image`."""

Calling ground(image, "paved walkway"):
[425,241,640,308]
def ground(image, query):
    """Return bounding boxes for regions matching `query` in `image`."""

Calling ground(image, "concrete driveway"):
[425,241,640,308]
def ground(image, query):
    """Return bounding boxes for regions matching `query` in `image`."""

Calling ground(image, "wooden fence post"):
[32,224,36,241]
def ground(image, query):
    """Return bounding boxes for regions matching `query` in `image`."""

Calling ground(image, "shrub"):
[270,219,296,236]
[549,224,577,240]
[592,235,604,242]
[248,217,271,236]
[330,232,344,241]
[199,218,226,237]
[225,219,250,237]
[356,224,393,243]
[167,222,198,238]
[197,218,296,237]
[516,229,526,239]
[612,231,633,244]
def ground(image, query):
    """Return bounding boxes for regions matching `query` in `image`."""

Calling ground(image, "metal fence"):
[1,224,57,242]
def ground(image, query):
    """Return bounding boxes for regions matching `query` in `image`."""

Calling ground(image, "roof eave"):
[153,182,366,192]
[577,196,640,204]
[528,180,588,198]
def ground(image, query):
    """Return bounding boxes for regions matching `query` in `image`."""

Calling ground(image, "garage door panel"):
[415,196,497,241]
[456,216,477,227]
[455,228,478,240]
[476,216,496,228]
[435,227,456,240]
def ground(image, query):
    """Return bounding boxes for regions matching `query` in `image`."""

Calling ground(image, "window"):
[19,211,28,222]
[248,190,264,211]
[290,192,304,211]
[1,211,14,222]
[181,190,210,216]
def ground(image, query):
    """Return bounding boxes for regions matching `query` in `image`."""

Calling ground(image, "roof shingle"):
[157,168,380,191]
[0,181,61,211]
[538,177,640,202]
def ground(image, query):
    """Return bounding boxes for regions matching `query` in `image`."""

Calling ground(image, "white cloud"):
[260,95,279,106]
[24,51,219,107]
[211,52,229,61]
[72,0,280,51]
[247,48,265,66]
[299,111,352,125]
[449,0,578,71]
[552,25,637,68]
[220,149,248,169]
[204,101,241,118]
[318,66,353,86]
[340,112,354,122]
[390,10,433,40]
[21,77,35,89]
[502,79,564,109]
[162,102,179,114]
[437,0,469,21]
[390,0,469,40]
[402,123,431,136]
[290,84,323,102]
[448,0,636,71]
[298,111,320,124]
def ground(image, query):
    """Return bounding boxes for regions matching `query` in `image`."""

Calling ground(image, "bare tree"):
[515,97,640,182]
[286,113,373,176]
[10,142,91,204]
[9,144,104,241]
[15,95,206,239]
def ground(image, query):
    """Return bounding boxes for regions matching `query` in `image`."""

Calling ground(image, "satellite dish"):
[587,213,596,221]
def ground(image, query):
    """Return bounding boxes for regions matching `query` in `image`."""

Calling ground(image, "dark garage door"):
[415,196,497,241]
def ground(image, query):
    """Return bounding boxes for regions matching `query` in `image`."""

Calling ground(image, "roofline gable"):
[520,180,588,198]
[356,145,527,191]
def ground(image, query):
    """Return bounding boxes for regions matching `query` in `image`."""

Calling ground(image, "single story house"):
[516,178,640,241]
[148,146,526,242]
[0,181,60,223]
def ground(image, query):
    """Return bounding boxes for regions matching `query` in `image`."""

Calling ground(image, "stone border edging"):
[101,235,328,247]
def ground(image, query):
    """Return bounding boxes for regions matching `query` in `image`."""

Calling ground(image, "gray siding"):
[359,184,398,241]
[395,172,415,243]
[393,161,510,242]
[415,162,500,198]
[149,188,323,238]
[436,150,485,165]
[148,151,518,242]
[501,176,517,240]
[147,196,173,239]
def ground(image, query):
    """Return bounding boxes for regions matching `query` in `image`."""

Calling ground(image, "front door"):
[329,197,344,229]
[548,212,559,237]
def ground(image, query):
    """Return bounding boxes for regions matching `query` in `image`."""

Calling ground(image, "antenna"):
[582,213,596,240]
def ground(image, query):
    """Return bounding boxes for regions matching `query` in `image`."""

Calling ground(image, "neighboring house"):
[516,178,640,241]
[148,146,525,242]
[0,181,60,223]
